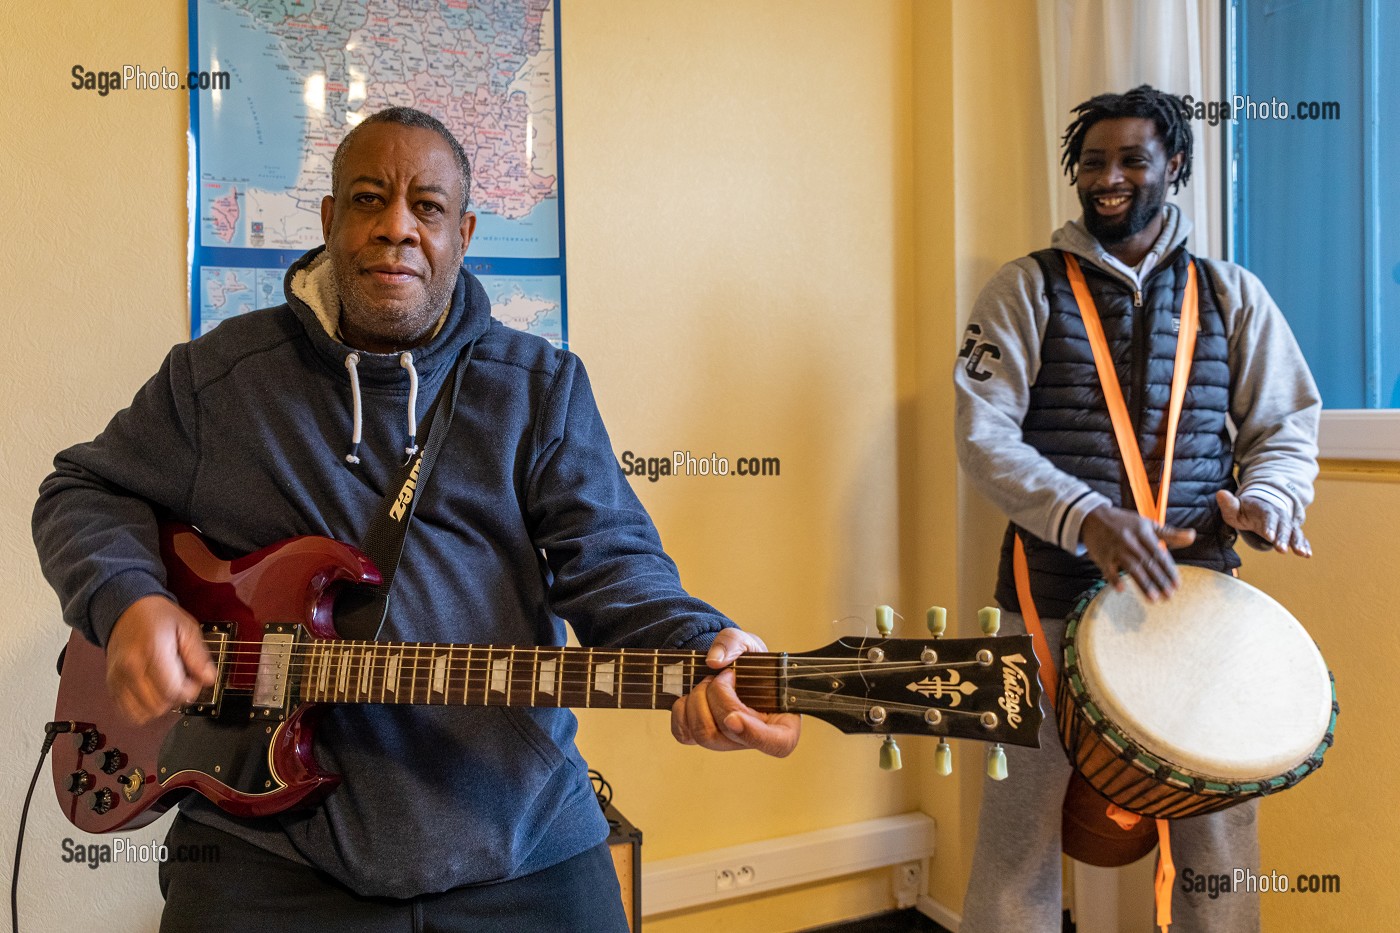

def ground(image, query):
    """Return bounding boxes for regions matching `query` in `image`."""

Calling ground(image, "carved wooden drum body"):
[1058,567,1337,818]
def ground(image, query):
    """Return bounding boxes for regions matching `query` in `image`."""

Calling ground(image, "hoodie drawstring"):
[341,351,425,467]
[400,352,420,458]
[344,352,363,464]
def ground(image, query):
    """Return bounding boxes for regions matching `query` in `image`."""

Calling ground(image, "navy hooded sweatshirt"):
[33,247,733,896]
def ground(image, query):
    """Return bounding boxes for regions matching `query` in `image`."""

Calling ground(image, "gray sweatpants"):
[961,611,1261,933]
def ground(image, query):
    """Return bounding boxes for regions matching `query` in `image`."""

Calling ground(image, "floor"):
[799,909,951,932]
[800,907,1079,932]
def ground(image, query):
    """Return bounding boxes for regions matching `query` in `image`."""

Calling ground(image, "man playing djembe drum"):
[954,85,1320,932]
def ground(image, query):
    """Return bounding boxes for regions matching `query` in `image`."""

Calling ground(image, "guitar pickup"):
[252,626,297,714]
[186,624,230,716]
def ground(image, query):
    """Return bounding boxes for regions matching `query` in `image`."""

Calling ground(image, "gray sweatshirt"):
[954,205,1321,556]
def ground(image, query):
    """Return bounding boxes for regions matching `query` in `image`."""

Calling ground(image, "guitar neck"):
[293,641,783,713]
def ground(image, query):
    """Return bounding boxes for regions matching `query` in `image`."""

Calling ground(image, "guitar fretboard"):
[293,642,784,712]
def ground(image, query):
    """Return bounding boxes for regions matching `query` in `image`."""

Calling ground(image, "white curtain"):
[1037,0,1225,259]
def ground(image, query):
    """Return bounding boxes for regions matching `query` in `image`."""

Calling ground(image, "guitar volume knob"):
[90,788,116,814]
[78,730,102,754]
[101,749,128,774]
[67,770,93,795]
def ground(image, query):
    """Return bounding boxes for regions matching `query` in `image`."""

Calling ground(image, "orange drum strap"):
[1013,534,1057,709]
[1018,253,1200,932]
[1063,254,1198,523]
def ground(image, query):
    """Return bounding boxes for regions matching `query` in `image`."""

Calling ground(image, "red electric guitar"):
[52,524,1041,834]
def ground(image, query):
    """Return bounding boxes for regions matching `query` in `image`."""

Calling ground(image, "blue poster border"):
[187,0,568,348]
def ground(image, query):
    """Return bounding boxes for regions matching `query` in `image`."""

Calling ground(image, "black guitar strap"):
[335,341,475,640]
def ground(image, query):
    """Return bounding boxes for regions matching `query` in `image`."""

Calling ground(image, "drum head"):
[1076,566,1332,782]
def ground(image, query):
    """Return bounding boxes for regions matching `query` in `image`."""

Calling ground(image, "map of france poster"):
[188,0,567,347]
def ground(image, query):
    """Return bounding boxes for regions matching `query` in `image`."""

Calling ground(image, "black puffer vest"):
[994,247,1239,619]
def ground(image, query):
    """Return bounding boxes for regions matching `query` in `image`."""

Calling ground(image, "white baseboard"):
[916,893,961,931]
[642,812,936,916]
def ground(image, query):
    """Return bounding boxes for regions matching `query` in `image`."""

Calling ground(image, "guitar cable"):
[589,769,613,811]
[12,721,78,933]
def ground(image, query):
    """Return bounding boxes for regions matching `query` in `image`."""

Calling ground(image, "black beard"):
[1080,181,1166,245]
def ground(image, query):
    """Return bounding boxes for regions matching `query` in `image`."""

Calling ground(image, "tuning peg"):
[934,739,952,776]
[879,736,903,771]
[979,607,1001,636]
[926,606,947,638]
[986,744,1008,781]
[875,605,894,637]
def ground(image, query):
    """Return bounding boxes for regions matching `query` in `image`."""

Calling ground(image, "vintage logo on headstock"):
[999,654,1031,728]
[906,669,978,706]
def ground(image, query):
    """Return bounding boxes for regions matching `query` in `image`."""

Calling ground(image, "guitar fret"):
[616,650,625,708]
[559,648,573,707]
[529,646,539,707]
[288,643,785,713]
[336,645,349,697]
[446,645,461,706]
[299,643,311,701]
[553,648,569,707]
[487,649,505,702]
[344,644,355,701]
[316,643,327,699]
[386,648,400,699]
[585,648,594,708]
[538,651,557,704]
[305,643,315,702]
[431,649,448,702]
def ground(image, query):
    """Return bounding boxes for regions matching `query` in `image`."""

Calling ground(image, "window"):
[1230,0,1399,455]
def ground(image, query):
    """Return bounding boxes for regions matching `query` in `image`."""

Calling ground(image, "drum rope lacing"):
[1014,251,1199,933]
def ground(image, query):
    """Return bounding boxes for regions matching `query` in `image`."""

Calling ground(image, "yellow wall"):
[4,2,1393,931]
[563,1,921,928]
[5,3,193,926]
[1245,466,1400,931]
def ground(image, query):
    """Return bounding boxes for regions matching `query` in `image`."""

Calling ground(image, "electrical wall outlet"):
[715,865,756,892]
[892,860,924,908]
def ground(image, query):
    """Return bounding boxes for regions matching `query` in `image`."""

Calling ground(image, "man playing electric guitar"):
[33,107,799,932]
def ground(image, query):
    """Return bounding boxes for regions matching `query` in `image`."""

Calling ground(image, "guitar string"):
[192,658,1011,693]
[193,653,1014,683]
[196,644,1013,676]
[184,649,1024,714]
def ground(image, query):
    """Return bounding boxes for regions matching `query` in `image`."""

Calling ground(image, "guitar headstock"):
[780,634,1043,750]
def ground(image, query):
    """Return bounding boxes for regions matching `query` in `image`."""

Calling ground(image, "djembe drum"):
[1058,567,1336,823]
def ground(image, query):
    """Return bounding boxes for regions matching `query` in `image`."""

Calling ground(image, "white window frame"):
[1318,412,1400,461]
[1219,0,1399,461]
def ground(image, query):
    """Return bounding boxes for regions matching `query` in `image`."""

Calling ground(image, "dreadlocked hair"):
[1060,84,1194,192]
